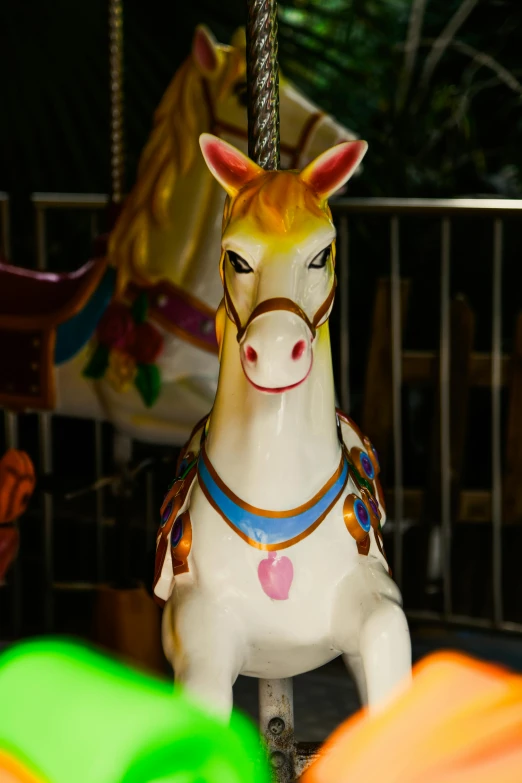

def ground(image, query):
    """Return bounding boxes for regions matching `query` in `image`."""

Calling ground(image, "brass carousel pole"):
[108,0,133,588]
[109,0,125,205]
[246,5,295,780]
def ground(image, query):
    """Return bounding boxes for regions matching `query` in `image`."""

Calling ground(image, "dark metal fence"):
[2,194,522,638]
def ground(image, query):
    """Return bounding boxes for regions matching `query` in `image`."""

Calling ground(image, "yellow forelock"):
[224,171,331,239]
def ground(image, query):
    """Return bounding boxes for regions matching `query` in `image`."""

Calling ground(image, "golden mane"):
[109,39,245,294]
[219,172,336,284]
[226,172,329,235]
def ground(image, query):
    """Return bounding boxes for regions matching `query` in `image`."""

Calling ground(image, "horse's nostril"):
[292,340,306,361]
[245,345,258,363]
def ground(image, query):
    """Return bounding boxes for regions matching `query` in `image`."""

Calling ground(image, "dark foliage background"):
[1,0,521,199]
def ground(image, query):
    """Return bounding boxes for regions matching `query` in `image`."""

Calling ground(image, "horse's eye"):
[234,80,248,107]
[309,247,330,269]
[228,250,253,274]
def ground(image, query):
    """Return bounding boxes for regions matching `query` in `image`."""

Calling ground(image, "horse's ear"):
[192,25,222,77]
[200,134,263,197]
[300,141,368,200]
[230,27,246,49]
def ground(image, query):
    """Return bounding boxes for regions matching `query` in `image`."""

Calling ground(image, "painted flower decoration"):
[96,302,136,351]
[131,322,164,364]
[83,292,163,407]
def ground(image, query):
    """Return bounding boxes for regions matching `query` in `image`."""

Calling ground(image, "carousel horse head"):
[190,25,355,164]
[109,24,357,294]
[199,134,367,391]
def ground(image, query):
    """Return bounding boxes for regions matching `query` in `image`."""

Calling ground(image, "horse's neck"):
[205,321,341,509]
[182,176,226,305]
[150,158,225,307]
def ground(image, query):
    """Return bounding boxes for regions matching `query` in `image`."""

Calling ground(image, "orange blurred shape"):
[0,449,35,525]
[0,527,19,584]
[0,749,42,782]
[303,652,522,783]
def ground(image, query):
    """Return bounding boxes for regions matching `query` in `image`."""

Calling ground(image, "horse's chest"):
[188,478,386,604]
[196,448,350,551]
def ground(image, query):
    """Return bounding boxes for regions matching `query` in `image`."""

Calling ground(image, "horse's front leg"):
[162,592,246,719]
[333,563,412,710]
[356,593,411,708]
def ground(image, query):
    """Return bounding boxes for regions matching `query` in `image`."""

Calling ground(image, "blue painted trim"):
[54,266,116,365]
[198,455,349,547]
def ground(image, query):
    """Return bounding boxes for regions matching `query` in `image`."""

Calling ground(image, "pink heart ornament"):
[258,551,294,600]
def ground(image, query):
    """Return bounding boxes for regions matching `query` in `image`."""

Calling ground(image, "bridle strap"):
[223,275,337,343]
[238,298,315,343]
[203,70,334,342]
[312,279,337,326]
[288,112,324,169]
[201,78,325,167]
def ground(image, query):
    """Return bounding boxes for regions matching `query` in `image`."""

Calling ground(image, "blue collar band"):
[197,447,349,551]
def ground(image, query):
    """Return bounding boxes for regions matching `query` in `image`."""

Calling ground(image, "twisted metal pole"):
[246,6,291,779]
[109,0,125,203]
[246,0,280,170]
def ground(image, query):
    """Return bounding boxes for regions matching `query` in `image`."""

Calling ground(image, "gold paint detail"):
[350,445,376,487]
[362,434,381,476]
[201,444,344,518]
[224,274,337,344]
[171,510,192,576]
[153,462,198,599]
[336,408,365,441]
[343,493,371,556]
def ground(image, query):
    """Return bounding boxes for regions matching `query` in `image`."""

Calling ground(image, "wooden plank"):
[385,488,494,524]
[362,277,411,479]
[403,351,509,387]
[503,312,522,524]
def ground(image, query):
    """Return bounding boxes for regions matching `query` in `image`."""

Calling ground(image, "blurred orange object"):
[0,449,35,524]
[303,651,522,783]
[0,526,19,584]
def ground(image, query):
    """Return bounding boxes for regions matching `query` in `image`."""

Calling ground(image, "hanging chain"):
[109,0,125,203]
[246,0,280,170]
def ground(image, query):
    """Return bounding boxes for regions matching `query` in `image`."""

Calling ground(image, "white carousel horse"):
[0,25,357,447]
[154,135,412,717]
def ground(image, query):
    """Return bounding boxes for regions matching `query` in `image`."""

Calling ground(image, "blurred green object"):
[0,638,270,783]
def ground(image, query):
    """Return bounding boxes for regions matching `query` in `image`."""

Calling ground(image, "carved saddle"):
[0,257,110,410]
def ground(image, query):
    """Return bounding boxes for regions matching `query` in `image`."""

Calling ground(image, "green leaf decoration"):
[131,292,148,324]
[135,363,161,408]
[82,343,109,379]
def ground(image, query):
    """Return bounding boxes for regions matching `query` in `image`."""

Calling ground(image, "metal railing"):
[33,194,111,629]
[32,192,108,271]
[332,197,522,634]
[2,193,522,638]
